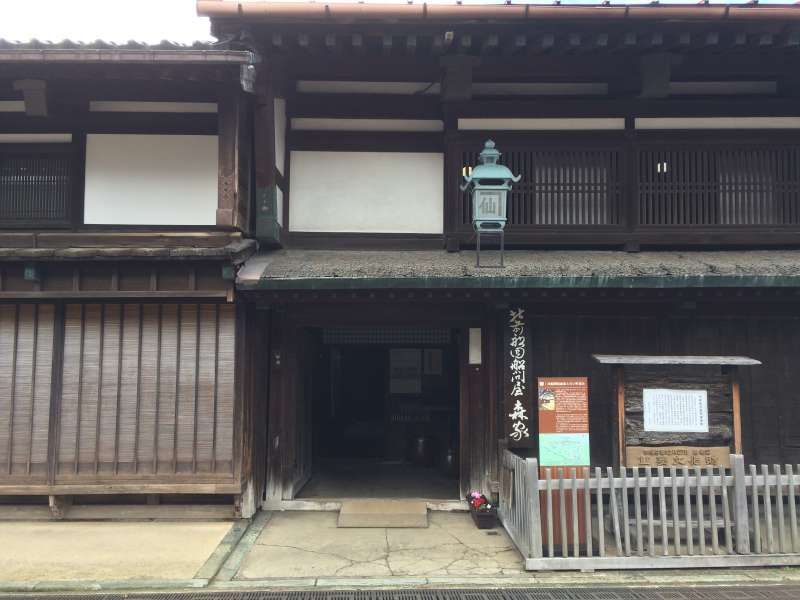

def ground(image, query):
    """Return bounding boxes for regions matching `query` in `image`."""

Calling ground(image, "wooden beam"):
[758,33,774,48]
[531,33,555,55]
[382,34,394,56]
[480,34,499,56]
[406,34,417,56]
[640,53,672,99]
[325,33,337,54]
[503,34,527,56]
[12,79,47,117]
[459,34,473,54]
[782,32,800,48]
[351,33,364,54]
[440,55,477,102]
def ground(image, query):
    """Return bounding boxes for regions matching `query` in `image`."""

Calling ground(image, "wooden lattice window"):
[0,146,74,227]
[637,144,800,226]
[456,143,624,228]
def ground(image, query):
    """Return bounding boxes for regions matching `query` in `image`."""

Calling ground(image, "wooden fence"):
[499,449,800,570]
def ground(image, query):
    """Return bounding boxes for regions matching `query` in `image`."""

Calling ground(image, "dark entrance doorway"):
[296,327,461,500]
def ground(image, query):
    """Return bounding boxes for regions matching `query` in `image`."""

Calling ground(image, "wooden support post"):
[730,369,743,455]
[615,366,626,467]
[527,458,543,559]
[732,454,751,554]
[48,495,71,519]
[234,478,257,519]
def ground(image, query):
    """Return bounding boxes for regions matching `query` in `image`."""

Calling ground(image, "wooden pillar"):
[217,91,251,231]
[253,60,288,245]
[264,307,287,508]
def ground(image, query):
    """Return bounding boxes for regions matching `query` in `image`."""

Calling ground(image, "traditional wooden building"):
[2,2,800,544]
[198,0,800,515]
[0,40,261,515]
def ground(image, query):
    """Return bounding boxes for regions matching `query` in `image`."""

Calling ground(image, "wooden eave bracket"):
[639,52,683,99]
[12,79,47,117]
[440,55,479,102]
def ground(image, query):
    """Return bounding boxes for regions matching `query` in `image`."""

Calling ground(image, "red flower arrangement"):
[466,490,493,512]
[466,490,498,529]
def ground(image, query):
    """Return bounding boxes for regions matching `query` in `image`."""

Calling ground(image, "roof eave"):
[197,1,800,24]
[0,48,254,65]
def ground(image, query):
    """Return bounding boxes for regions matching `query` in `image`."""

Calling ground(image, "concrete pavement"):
[1,512,800,592]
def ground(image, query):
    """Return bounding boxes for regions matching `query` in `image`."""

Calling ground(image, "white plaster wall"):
[274,98,286,175]
[289,151,443,234]
[83,134,218,225]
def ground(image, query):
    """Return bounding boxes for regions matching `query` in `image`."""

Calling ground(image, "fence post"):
[732,454,751,554]
[526,457,543,559]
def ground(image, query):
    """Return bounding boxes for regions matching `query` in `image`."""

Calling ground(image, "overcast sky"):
[0,0,790,45]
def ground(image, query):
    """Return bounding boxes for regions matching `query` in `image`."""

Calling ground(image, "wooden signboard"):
[626,446,731,468]
[537,376,590,550]
[503,307,534,448]
[591,355,760,468]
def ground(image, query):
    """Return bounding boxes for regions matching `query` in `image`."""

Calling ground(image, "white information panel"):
[643,388,709,433]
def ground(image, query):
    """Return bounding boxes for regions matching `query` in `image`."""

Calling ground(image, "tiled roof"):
[0,38,253,64]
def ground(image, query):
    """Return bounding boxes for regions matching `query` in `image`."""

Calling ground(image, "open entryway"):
[295,327,460,501]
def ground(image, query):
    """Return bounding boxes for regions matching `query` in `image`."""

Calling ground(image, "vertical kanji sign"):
[503,307,534,448]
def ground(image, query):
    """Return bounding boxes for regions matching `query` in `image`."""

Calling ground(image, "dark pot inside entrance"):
[439,446,459,477]
[409,435,435,466]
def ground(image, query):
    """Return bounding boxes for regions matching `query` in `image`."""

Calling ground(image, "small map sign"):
[538,377,590,467]
[643,388,708,433]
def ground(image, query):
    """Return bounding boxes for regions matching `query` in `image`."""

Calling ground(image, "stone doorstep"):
[338,500,429,528]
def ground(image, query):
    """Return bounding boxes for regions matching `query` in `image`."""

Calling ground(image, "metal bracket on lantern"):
[475,227,505,268]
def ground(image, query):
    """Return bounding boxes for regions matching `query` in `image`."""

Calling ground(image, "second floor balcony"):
[448,132,800,249]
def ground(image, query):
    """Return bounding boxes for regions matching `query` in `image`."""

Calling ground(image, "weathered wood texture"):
[217,92,252,232]
[57,303,236,479]
[0,304,55,483]
[527,314,800,466]
[622,366,734,447]
[0,302,239,494]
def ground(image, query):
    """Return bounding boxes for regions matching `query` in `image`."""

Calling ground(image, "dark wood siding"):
[0,304,55,483]
[526,313,800,467]
[56,303,236,481]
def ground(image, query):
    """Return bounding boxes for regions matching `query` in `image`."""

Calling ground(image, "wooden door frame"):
[261,300,496,504]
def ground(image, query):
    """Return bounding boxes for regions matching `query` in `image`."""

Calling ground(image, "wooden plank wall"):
[0,301,239,494]
[0,304,55,483]
[527,313,800,466]
[57,303,236,481]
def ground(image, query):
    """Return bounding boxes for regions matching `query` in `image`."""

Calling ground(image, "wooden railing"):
[499,450,800,571]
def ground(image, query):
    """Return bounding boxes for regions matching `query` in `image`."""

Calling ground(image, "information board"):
[643,388,709,433]
[538,377,590,467]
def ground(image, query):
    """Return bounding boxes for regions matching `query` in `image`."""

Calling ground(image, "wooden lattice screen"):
[457,145,624,227]
[56,303,236,480]
[451,138,800,233]
[0,150,73,226]
[0,304,56,482]
[637,144,800,226]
